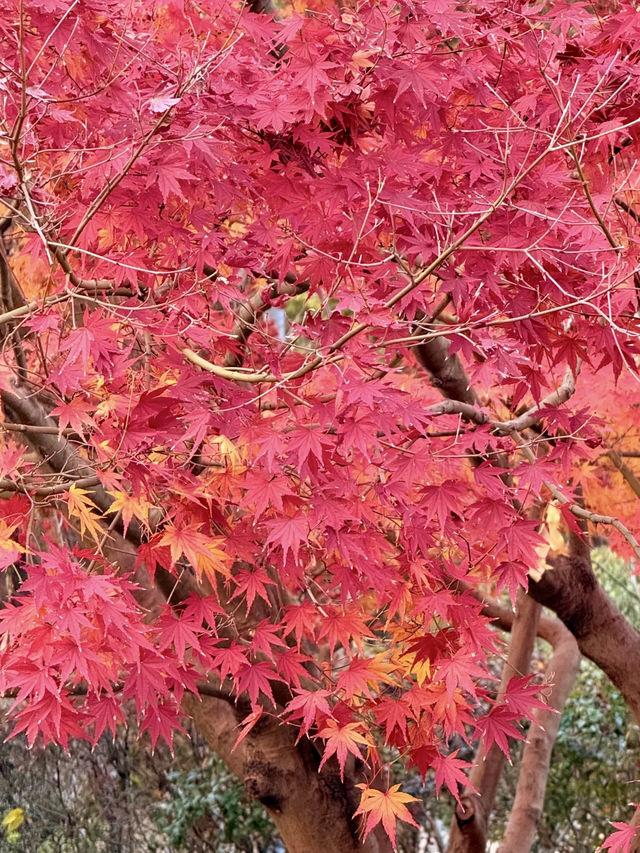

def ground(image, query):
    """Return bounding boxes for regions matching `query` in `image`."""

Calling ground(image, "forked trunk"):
[185,695,394,853]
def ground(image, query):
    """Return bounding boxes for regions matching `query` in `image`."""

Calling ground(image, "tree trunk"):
[185,695,393,853]
[446,590,541,853]
[530,553,640,724]
[498,616,580,853]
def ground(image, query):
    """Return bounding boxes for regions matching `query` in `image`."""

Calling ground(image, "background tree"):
[1,0,640,851]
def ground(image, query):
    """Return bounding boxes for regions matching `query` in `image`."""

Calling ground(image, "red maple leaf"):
[474,706,526,759]
[235,660,280,706]
[432,749,475,807]
[265,513,308,563]
[601,822,640,853]
[229,566,275,612]
[285,688,333,735]
[355,784,419,851]
[317,720,371,780]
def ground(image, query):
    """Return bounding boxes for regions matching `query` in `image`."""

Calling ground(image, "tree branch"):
[0,385,200,605]
[530,551,640,723]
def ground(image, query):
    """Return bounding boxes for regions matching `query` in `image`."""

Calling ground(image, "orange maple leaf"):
[159,523,229,580]
[106,490,151,534]
[195,538,231,582]
[354,783,419,851]
[335,653,398,700]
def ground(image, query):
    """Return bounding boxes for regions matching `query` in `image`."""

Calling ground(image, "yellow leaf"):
[66,484,103,543]
[157,369,179,387]
[393,634,432,686]
[2,808,24,834]
[224,219,247,238]
[95,396,118,419]
[210,434,244,474]
[409,657,431,687]
[546,502,567,551]
[107,490,151,531]
[0,520,25,561]
[532,503,567,581]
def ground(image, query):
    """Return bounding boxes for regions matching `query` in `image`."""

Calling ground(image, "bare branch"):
[498,364,580,433]
[606,449,640,500]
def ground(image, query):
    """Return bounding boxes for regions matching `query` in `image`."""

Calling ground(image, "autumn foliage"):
[1,0,640,850]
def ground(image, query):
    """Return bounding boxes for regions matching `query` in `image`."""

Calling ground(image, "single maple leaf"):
[502,676,548,716]
[317,608,372,655]
[265,513,308,564]
[282,600,317,647]
[155,154,194,202]
[601,822,640,853]
[435,651,487,701]
[194,538,231,582]
[284,688,333,735]
[276,648,311,688]
[432,749,475,807]
[229,566,275,612]
[317,719,371,780]
[354,783,419,851]
[51,396,96,436]
[419,481,468,530]
[474,705,526,759]
[210,643,248,681]
[159,523,223,574]
[158,608,203,661]
[287,425,331,470]
[291,48,335,104]
[59,311,118,371]
[249,619,287,660]
[373,697,411,743]
[243,470,294,517]
[235,660,279,707]
[106,489,151,534]
[252,96,299,132]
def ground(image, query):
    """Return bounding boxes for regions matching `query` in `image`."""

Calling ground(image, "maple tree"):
[1,0,640,850]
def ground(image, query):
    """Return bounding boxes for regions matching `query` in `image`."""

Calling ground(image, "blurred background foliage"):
[1,548,639,852]
[0,720,282,852]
